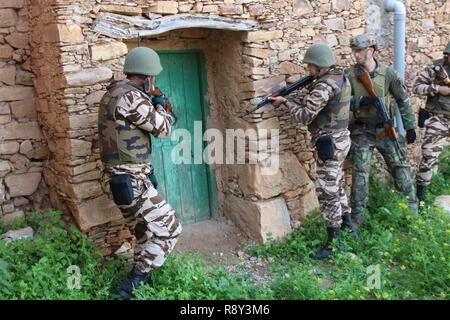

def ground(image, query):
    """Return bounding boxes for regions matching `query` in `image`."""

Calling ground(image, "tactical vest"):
[425,59,450,115]
[98,81,151,166]
[308,70,351,134]
[348,63,391,121]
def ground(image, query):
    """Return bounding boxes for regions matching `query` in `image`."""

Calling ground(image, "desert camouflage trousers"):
[349,126,418,215]
[315,129,351,228]
[102,164,182,273]
[416,113,450,187]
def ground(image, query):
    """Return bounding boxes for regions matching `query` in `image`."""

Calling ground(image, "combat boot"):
[114,267,149,300]
[313,227,343,260]
[417,184,426,203]
[341,214,359,240]
[416,184,427,211]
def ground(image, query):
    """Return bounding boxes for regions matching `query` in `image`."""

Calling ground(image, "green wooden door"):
[151,51,214,224]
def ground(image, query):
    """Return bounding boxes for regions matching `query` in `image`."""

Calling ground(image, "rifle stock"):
[355,70,378,97]
[242,75,314,117]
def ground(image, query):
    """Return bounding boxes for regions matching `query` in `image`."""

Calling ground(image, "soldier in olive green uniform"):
[98,47,182,299]
[270,44,356,260]
[414,40,450,203]
[346,35,418,224]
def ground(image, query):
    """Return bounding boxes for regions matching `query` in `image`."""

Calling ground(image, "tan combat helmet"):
[350,34,378,51]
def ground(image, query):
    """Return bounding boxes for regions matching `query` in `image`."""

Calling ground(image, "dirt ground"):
[174,216,248,265]
[174,217,274,284]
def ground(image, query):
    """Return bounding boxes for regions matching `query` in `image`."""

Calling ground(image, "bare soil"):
[174,217,274,284]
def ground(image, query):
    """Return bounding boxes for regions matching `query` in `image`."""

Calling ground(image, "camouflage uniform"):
[99,80,182,273]
[413,59,450,187]
[346,59,418,215]
[286,68,351,228]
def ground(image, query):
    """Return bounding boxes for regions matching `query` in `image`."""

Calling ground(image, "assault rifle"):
[242,75,314,117]
[355,66,406,161]
[148,87,178,125]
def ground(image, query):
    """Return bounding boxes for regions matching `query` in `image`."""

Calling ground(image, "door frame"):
[156,49,219,220]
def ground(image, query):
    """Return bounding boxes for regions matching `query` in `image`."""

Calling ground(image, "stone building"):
[0,0,448,255]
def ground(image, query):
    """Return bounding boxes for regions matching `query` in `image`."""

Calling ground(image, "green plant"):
[132,253,272,300]
[1,148,448,300]
[0,210,126,299]
[247,147,450,300]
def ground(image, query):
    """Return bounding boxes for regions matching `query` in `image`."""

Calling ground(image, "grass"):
[0,148,449,300]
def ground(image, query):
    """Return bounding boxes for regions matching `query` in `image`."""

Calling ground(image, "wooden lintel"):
[93,13,261,39]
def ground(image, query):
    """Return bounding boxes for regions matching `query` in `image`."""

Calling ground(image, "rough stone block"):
[0,226,33,243]
[10,98,37,119]
[57,24,84,43]
[0,0,24,9]
[0,141,19,155]
[224,195,292,243]
[65,67,112,87]
[99,5,142,16]
[70,195,123,231]
[5,172,41,197]
[237,152,311,199]
[0,64,15,85]
[90,42,128,61]
[69,113,97,130]
[5,33,28,48]
[245,30,283,42]
[0,121,42,140]
[146,1,178,14]
[0,44,13,59]
[0,85,35,102]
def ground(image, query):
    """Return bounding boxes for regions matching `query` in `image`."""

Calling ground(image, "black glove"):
[149,173,158,189]
[359,96,378,106]
[151,95,168,108]
[418,108,430,128]
[406,128,416,144]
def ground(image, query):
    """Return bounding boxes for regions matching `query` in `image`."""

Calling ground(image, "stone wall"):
[1,0,448,250]
[27,0,128,255]
[0,0,50,227]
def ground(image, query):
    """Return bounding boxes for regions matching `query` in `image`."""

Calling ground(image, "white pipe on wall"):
[384,0,407,136]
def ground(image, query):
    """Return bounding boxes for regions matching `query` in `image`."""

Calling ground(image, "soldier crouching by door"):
[98,47,182,299]
[269,43,357,260]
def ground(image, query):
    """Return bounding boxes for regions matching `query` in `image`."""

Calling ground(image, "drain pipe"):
[384,0,406,136]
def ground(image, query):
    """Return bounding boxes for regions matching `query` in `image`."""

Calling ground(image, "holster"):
[109,174,134,206]
[315,135,336,161]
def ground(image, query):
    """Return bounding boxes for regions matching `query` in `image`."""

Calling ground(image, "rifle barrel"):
[243,75,314,116]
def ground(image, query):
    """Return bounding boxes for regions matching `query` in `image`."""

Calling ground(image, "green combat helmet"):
[444,40,450,54]
[303,43,336,69]
[123,47,163,76]
[350,34,377,50]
